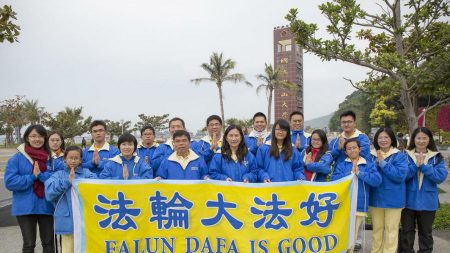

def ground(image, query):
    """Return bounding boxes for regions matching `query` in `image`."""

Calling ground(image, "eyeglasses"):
[341,121,354,125]
[208,123,221,127]
[275,128,287,132]
[28,135,44,139]
[346,147,359,151]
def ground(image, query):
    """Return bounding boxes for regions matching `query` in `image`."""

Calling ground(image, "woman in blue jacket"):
[399,127,448,253]
[45,146,97,253]
[300,129,332,182]
[209,125,258,182]
[369,127,408,253]
[4,124,55,253]
[100,133,153,180]
[331,138,381,252]
[257,119,305,182]
[48,131,65,172]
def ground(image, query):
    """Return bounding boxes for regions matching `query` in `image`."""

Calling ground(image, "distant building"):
[273,26,304,120]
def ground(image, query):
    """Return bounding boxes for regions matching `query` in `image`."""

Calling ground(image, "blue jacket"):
[99,155,153,180]
[44,167,97,234]
[191,135,222,166]
[300,150,333,182]
[256,144,305,182]
[329,130,371,163]
[369,149,408,208]
[290,130,310,153]
[151,140,174,171]
[244,131,272,156]
[4,144,56,216]
[331,157,381,212]
[50,152,65,172]
[404,150,448,211]
[157,150,208,180]
[82,143,120,176]
[209,152,258,182]
[136,142,158,165]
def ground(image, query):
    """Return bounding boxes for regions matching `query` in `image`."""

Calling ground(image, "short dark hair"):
[340,111,356,121]
[289,111,304,120]
[253,112,267,122]
[64,145,83,159]
[90,120,107,131]
[117,133,138,152]
[206,115,222,126]
[140,125,155,135]
[169,117,185,128]
[173,130,191,142]
[344,138,360,150]
[23,124,51,157]
[373,127,397,150]
[48,131,66,151]
[407,127,438,152]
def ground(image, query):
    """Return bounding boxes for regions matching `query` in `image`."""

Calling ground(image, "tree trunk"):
[267,89,273,130]
[218,83,225,128]
[393,1,418,135]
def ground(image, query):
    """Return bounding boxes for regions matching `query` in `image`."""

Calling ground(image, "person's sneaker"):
[354,243,362,251]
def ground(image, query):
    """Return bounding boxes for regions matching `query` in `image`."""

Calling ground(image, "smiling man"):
[191,115,223,166]
[244,112,272,155]
[82,120,120,176]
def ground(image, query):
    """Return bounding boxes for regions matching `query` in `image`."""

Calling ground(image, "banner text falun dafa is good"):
[72,175,357,253]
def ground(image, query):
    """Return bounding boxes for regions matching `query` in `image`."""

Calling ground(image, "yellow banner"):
[72,175,357,253]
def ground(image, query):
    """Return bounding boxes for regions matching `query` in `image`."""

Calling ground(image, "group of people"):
[4,110,448,253]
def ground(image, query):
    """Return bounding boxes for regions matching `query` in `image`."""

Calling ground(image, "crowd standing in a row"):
[4,111,448,253]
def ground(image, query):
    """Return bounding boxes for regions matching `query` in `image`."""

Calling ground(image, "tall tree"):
[0,5,20,43]
[286,0,450,134]
[43,107,92,142]
[256,63,298,128]
[0,95,26,143]
[134,113,170,133]
[106,120,132,141]
[191,52,251,123]
[22,99,49,125]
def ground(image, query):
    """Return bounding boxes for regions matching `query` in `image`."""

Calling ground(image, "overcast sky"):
[1,0,370,132]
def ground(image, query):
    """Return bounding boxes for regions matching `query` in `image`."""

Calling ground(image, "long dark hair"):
[407,127,438,152]
[270,119,292,161]
[23,124,51,158]
[305,129,328,162]
[48,131,66,151]
[221,125,248,163]
[373,127,397,150]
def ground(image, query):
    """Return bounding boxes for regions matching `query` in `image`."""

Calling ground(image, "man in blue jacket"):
[290,111,310,152]
[191,115,222,166]
[156,130,208,180]
[151,117,186,171]
[244,112,271,155]
[82,120,120,176]
[329,111,371,163]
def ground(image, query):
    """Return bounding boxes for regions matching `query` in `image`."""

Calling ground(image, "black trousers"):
[16,214,55,253]
[399,208,436,253]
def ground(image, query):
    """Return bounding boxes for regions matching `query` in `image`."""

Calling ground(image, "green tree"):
[0,5,20,43]
[106,120,132,142]
[370,96,398,127]
[43,107,92,142]
[256,63,298,128]
[134,113,170,132]
[286,0,450,134]
[225,118,253,129]
[22,99,49,125]
[0,95,26,143]
[329,90,374,134]
[191,52,251,123]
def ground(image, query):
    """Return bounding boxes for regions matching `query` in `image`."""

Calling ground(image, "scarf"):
[25,145,48,198]
[304,148,320,180]
[54,148,62,157]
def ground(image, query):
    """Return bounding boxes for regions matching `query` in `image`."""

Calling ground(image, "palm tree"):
[23,99,47,125]
[191,52,251,123]
[256,63,298,128]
